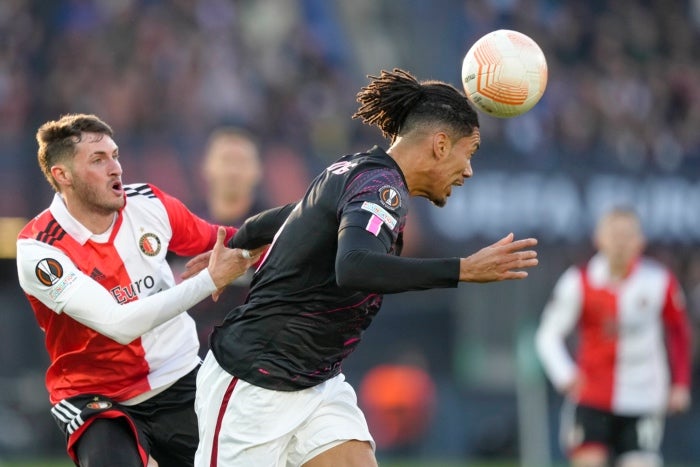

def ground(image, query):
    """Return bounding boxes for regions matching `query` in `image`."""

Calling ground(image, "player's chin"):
[431,196,448,208]
[110,197,126,210]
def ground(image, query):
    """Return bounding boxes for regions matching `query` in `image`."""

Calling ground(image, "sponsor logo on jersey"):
[48,272,78,301]
[327,161,358,175]
[110,275,157,304]
[378,185,401,209]
[139,232,161,256]
[361,201,397,229]
[35,258,63,286]
[90,267,106,282]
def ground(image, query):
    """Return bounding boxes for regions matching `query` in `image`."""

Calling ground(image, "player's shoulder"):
[638,255,665,269]
[325,149,389,175]
[124,183,159,200]
[323,147,407,206]
[17,209,57,242]
[348,148,406,185]
[122,183,172,214]
[636,256,673,279]
[558,264,584,287]
[350,146,398,170]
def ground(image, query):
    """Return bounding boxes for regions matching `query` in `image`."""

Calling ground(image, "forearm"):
[335,226,459,293]
[534,324,577,391]
[337,250,458,293]
[229,203,297,249]
[64,270,217,344]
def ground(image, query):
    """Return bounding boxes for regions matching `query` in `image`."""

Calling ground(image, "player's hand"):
[206,228,263,300]
[182,250,212,280]
[458,233,538,282]
[561,374,583,402]
[182,241,266,281]
[667,385,691,414]
[210,244,268,301]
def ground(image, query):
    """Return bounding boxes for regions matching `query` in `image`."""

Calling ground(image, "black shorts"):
[560,401,664,459]
[50,365,199,467]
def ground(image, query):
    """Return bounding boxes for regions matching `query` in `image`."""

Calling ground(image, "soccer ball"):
[461,29,548,118]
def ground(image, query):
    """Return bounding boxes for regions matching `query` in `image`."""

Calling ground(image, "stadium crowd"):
[1,0,699,219]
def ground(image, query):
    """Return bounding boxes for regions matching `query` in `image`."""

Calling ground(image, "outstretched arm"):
[534,267,582,397]
[335,227,538,293]
[182,203,295,282]
[20,228,257,344]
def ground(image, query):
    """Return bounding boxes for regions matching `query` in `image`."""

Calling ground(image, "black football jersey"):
[210,146,412,390]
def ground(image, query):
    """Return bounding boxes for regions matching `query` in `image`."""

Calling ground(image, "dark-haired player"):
[193,69,540,466]
[16,113,263,466]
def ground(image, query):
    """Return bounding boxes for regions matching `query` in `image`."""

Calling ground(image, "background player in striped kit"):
[190,68,539,467]
[16,114,264,467]
[535,207,692,467]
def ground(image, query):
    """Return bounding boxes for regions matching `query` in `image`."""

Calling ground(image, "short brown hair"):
[36,114,113,192]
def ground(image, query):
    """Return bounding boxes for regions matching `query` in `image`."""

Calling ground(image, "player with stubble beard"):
[16,113,268,466]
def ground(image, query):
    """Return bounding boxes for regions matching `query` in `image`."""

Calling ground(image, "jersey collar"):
[369,146,409,188]
[48,194,118,246]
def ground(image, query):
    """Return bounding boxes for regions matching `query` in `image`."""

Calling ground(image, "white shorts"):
[194,351,375,467]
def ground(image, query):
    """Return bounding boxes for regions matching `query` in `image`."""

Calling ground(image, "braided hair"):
[353,68,479,143]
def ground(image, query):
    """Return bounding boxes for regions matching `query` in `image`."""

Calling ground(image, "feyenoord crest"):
[139,232,162,256]
[86,400,112,410]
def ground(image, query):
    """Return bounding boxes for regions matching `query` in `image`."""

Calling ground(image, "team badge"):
[378,185,401,209]
[35,258,63,286]
[86,399,112,410]
[139,232,161,256]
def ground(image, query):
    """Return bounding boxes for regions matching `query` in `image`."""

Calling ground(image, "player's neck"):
[608,261,632,281]
[386,141,428,197]
[62,195,118,235]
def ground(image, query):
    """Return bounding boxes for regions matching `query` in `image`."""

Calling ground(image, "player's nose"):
[463,161,473,178]
[109,158,123,176]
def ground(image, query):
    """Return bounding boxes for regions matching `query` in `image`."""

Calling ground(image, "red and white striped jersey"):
[17,184,235,405]
[535,253,691,415]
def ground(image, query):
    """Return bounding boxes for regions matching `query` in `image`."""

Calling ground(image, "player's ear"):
[636,233,647,254]
[51,164,72,188]
[432,131,451,160]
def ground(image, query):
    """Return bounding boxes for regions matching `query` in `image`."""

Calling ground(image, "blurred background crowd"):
[1,0,700,464]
